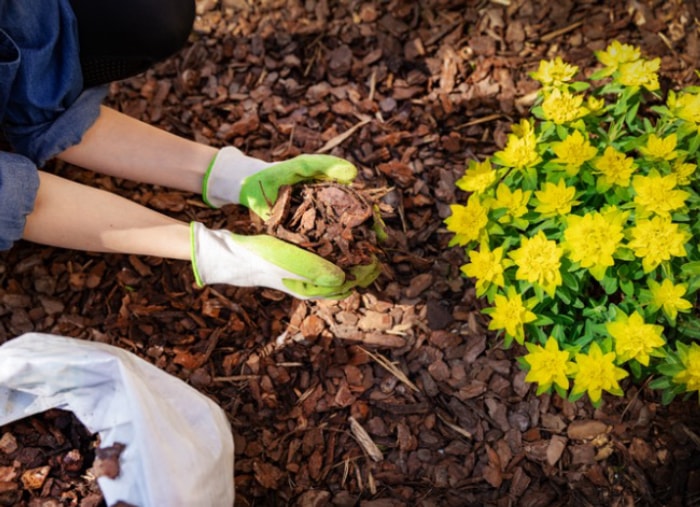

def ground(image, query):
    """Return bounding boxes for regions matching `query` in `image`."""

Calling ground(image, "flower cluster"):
[445,41,700,406]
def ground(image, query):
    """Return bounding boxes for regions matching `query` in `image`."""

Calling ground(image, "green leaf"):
[688,132,700,155]
[531,104,545,118]
[614,247,637,262]
[570,81,591,92]
[573,333,595,350]
[523,166,539,189]
[535,383,552,396]
[618,134,647,152]
[533,284,545,303]
[538,121,557,140]
[554,384,569,399]
[650,105,671,117]
[681,261,700,277]
[629,360,642,379]
[686,276,700,296]
[372,206,389,243]
[648,377,672,390]
[661,389,678,405]
[580,169,596,188]
[511,217,530,231]
[589,68,612,81]
[600,275,618,295]
[483,283,499,304]
[528,323,549,344]
[568,390,586,403]
[677,319,700,339]
[556,125,570,141]
[657,362,684,377]
[550,324,567,341]
[503,333,514,349]
[624,100,641,130]
[552,313,577,329]
[619,279,636,298]
[557,286,572,305]
[582,302,609,320]
[561,270,580,292]
[486,221,505,236]
[533,314,555,326]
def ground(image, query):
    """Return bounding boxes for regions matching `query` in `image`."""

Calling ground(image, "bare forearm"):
[23,171,191,259]
[58,106,217,194]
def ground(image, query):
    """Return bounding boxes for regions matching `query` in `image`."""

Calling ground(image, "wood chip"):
[348,416,383,462]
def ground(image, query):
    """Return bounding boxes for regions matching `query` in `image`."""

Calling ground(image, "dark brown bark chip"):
[260,182,391,280]
[0,410,104,505]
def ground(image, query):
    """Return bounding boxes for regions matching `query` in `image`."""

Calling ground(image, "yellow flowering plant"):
[445,40,700,406]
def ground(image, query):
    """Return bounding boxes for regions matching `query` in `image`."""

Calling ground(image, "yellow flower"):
[509,231,563,297]
[490,183,531,220]
[628,216,690,272]
[632,172,688,218]
[586,95,606,114]
[595,40,641,71]
[617,58,660,91]
[668,90,700,127]
[563,208,627,280]
[486,287,537,344]
[541,89,588,125]
[462,244,506,296]
[510,118,535,138]
[593,145,637,188]
[606,311,665,366]
[456,159,498,194]
[570,342,628,405]
[647,278,693,321]
[550,130,597,175]
[495,126,541,169]
[524,337,574,393]
[530,57,579,87]
[673,343,700,392]
[671,159,696,185]
[445,195,489,247]
[534,179,579,217]
[639,133,678,161]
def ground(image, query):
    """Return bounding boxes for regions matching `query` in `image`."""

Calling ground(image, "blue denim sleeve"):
[5,86,108,166]
[0,0,107,166]
[0,152,39,250]
[0,28,19,120]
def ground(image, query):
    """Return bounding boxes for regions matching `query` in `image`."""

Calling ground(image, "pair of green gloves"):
[190,147,380,299]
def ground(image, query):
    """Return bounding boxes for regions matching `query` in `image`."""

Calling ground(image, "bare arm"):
[23,171,191,259]
[58,105,217,193]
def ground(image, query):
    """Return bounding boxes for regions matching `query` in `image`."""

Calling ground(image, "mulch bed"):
[1,0,700,506]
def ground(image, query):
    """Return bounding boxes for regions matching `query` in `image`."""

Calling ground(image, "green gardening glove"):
[190,222,379,299]
[202,147,357,220]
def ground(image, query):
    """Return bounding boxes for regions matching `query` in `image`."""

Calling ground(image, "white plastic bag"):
[0,332,234,507]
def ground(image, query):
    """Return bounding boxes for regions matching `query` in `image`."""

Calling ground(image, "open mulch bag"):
[0,332,234,507]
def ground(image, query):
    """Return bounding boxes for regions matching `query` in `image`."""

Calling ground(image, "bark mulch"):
[1,1,700,506]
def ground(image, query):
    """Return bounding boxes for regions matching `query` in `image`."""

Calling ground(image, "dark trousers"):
[68,0,196,87]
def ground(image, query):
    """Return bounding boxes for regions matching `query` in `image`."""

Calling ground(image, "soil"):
[1,1,700,506]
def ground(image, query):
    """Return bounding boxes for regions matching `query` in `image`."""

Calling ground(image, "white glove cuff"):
[190,222,299,294]
[202,147,273,208]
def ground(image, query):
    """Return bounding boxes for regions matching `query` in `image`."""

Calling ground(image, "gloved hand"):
[202,147,357,220]
[190,222,380,299]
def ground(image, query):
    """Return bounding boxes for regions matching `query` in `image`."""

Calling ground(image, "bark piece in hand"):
[263,182,382,276]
